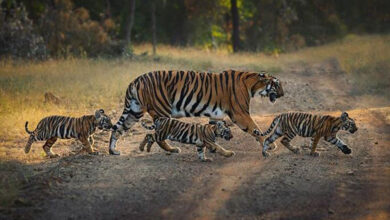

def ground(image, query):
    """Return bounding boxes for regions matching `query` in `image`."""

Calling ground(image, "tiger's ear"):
[216,121,225,128]
[341,112,348,121]
[95,109,104,119]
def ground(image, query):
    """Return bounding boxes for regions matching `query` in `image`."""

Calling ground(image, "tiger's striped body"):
[25,109,112,157]
[261,112,358,157]
[139,117,234,162]
[109,70,284,155]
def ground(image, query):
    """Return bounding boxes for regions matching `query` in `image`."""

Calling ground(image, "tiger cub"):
[260,112,357,157]
[24,109,112,157]
[139,117,234,162]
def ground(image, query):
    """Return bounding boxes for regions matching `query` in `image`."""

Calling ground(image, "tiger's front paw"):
[109,148,121,155]
[341,145,351,154]
[201,158,213,162]
[310,151,320,157]
[262,151,270,158]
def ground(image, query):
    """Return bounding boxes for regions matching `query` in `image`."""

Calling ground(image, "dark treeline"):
[0,0,389,58]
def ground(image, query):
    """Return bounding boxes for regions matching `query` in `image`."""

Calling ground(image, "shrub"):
[0,3,47,59]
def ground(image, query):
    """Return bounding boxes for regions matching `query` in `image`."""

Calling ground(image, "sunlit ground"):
[0,34,389,150]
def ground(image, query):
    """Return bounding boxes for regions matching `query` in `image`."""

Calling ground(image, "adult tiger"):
[109,70,284,155]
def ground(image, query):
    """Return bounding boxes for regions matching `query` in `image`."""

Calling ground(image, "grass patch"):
[0,34,389,143]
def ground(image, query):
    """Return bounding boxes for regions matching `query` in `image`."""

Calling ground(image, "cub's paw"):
[49,154,60,158]
[209,148,217,153]
[268,143,278,151]
[171,147,181,153]
[89,151,99,155]
[139,145,145,152]
[201,158,213,162]
[224,151,235,157]
[310,151,320,157]
[292,147,300,154]
[253,129,260,136]
[262,151,271,158]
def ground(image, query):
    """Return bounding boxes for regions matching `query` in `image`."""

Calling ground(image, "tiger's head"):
[213,121,233,141]
[249,71,284,103]
[95,109,113,130]
[340,112,357,134]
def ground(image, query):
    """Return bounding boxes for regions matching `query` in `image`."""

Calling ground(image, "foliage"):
[38,0,113,57]
[0,0,389,58]
[0,3,46,59]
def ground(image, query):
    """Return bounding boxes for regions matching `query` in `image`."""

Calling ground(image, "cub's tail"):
[25,121,34,135]
[141,119,156,130]
[260,115,280,136]
[24,122,35,154]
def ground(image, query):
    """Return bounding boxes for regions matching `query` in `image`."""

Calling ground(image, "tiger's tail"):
[24,121,35,154]
[260,115,280,136]
[141,119,156,130]
[25,121,34,135]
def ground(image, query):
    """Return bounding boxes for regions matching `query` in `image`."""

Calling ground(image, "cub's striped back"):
[24,109,112,157]
[261,112,357,157]
[139,117,234,162]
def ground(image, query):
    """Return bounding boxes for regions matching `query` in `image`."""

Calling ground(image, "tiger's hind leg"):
[156,140,181,153]
[205,141,235,158]
[309,136,321,157]
[88,136,99,152]
[80,137,98,155]
[281,134,300,154]
[139,134,155,152]
[197,145,212,162]
[42,137,59,158]
[24,135,35,154]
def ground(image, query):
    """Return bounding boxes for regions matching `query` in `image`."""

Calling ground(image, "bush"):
[0,4,47,59]
[38,0,112,57]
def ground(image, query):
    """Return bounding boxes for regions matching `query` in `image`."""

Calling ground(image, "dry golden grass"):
[0,34,389,207]
[0,34,389,149]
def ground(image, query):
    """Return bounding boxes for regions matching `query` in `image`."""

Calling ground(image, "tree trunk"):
[105,0,112,18]
[151,1,157,56]
[230,0,240,52]
[125,0,136,46]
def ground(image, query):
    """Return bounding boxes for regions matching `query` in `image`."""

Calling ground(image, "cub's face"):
[254,72,284,103]
[95,109,113,130]
[341,112,358,134]
[214,121,233,140]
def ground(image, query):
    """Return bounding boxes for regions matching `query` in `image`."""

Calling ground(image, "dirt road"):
[2,61,390,219]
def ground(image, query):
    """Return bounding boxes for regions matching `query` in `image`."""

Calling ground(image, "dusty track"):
[2,62,390,219]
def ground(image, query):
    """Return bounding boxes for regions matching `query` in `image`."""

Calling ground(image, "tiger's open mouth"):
[259,90,277,103]
[269,93,277,103]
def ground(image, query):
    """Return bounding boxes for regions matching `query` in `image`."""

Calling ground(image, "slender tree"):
[230,0,240,52]
[151,0,157,56]
[125,0,136,46]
